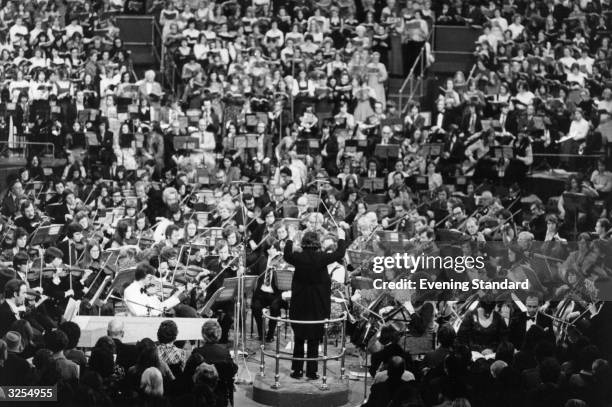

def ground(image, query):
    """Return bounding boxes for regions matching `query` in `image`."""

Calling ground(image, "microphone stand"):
[233,180,252,384]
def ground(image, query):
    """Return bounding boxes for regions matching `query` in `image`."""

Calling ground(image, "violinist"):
[157,224,181,251]
[109,220,133,249]
[74,211,94,241]
[134,213,154,244]
[325,191,346,224]
[204,239,239,343]
[0,279,27,337]
[169,204,185,229]
[0,227,28,267]
[248,207,276,252]
[223,225,243,258]
[465,217,486,248]
[124,199,138,220]
[427,188,449,224]
[51,189,78,224]
[445,203,467,230]
[14,200,43,235]
[123,262,187,317]
[1,179,25,219]
[208,200,237,229]
[540,214,568,260]
[527,202,547,241]
[251,242,286,342]
[381,199,411,233]
[274,223,290,251]
[58,223,85,265]
[11,253,55,334]
[40,247,82,321]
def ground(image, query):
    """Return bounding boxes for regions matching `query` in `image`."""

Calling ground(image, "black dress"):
[504,137,531,186]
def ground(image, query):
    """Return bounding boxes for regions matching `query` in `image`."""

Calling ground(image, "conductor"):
[283,227,348,380]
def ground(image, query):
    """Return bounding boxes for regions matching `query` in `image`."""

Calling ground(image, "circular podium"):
[252,372,350,406]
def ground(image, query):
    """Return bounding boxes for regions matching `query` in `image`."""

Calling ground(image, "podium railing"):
[260,310,348,391]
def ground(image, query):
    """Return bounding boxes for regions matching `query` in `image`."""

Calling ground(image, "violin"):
[42,266,91,278]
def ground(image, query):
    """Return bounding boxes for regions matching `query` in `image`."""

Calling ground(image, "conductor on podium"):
[283,227,347,380]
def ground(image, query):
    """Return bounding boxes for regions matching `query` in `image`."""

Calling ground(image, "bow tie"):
[140,288,146,294]
[526,316,536,322]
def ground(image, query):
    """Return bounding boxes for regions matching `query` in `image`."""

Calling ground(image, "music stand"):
[374,144,400,171]
[233,134,258,149]
[173,136,200,150]
[29,224,63,246]
[195,212,210,228]
[361,178,385,193]
[282,204,298,218]
[493,146,514,160]
[421,143,444,157]
[282,218,301,231]
[347,250,375,266]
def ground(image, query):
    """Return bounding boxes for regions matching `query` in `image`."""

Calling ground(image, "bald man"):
[107,319,137,370]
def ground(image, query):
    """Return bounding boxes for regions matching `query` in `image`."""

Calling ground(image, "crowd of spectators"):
[0,311,236,407]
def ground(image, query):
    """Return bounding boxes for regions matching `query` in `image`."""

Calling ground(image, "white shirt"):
[123,281,180,316]
[508,23,524,39]
[65,24,84,39]
[568,118,590,141]
[9,24,28,43]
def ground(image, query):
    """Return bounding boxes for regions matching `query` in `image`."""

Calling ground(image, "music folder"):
[493,145,514,159]
[374,144,400,159]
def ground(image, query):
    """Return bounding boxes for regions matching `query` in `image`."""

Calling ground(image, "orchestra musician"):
[122,262,187,317]
[40,247,89,321]
[1,179,25,218]
[284,226,347,380]
[14,200,45,234]
[508,291,553,349]
[456,296,508,354]
[203,239,240,343]
[1,227,28,266]
[251,242,286,342]
[10,253,56,334]
[57,223,85,265]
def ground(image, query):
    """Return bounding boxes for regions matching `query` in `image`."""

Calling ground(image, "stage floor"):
[233,334,368,407]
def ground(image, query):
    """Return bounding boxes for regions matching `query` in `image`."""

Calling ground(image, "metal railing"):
[259,310,347,391]
[398,29,435,113]
[1,140,55,159]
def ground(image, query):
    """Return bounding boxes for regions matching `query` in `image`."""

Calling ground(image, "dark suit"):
[192,343,238,407]
[1,193,20,218]
[283,238,347,375]
[112,338,138,370]
[509,312,553,349]
[0,302,18,338]
[460,112,483,135]
[363,379,423,407]
[1,352,34,385]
